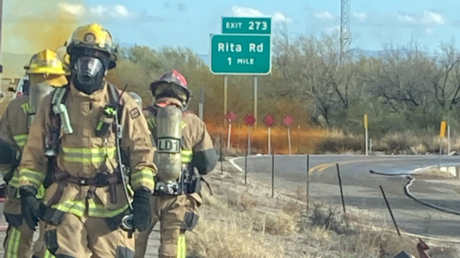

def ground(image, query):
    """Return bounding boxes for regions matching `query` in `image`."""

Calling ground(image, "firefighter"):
[134,70,217,258]
[17,23,156,257]
[0,49,67,258]
[54,46,71,76]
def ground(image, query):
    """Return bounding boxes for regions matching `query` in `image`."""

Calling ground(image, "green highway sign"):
[210,34,271,75]
[222,17,272,35]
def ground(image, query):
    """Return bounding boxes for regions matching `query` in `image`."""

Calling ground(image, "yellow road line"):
[309,157,413,175]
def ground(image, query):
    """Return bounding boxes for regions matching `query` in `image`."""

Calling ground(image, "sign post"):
[225,111,237,150]
[263,114,275,154]
[199,88,204,120]
[243,114,256,155]
[210,17,272,129]
[223,76,228,126]
[283,115,294,155]
[364,113,368,156]
[448,110,451,154]
[439,120,447,169]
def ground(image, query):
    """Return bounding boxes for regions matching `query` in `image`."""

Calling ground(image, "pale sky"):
[4,0,459,54]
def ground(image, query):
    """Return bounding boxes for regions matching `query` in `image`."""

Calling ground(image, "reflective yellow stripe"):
[131,169,154,189]
[177,234,186,258]
[20,103,30,114]
[51,199,128,218]
[36,185,45,199]
[62,147,116,164]
[51,200,86,217]
[13,134,28,147]
[87,199,129,218]
[181,149,192,163]
[44,249,55,258]
[6,226,21,257]
[19,168,45,187]
[8,175,19,188]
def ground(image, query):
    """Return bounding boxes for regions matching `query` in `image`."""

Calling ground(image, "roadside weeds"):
[186,168,459,257]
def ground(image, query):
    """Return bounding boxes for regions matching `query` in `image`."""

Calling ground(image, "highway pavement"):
[231,154,460,242]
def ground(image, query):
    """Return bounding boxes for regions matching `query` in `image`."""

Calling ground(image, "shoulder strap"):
[49,86,70,132]
[107,83,129,167]
[107,83,123,124]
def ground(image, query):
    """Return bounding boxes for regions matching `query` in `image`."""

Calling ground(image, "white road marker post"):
[364,113,368,156]
[287,126,292,155]
[227,122,232,151]
[268,127,271,155]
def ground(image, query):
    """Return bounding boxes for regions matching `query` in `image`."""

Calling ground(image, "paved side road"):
[232,154,460,241]
[0,206,161,258]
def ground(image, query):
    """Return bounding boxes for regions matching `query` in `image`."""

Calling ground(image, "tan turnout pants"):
[44,212,134,258]
[134,193,201,258]
[3,197,51,258]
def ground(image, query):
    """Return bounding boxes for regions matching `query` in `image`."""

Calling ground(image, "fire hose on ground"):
[369,169,460,216]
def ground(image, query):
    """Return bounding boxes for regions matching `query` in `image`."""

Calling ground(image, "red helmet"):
[150,70,191,105]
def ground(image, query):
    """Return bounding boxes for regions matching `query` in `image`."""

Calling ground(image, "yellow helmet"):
[55,46,70,73]
[26,49,67,75]
[65,23,117,69]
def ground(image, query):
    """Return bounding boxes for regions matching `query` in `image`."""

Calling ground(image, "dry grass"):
[185,171,460,257]
[208,125,460,155]
[187,191,285,258]
[208,124,326,154]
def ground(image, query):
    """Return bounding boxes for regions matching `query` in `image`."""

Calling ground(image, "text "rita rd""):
[217,42,264,52]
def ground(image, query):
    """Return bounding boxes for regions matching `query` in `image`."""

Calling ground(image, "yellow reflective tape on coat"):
[62,147,116,164]
[51,200,85,217]
[87,199,129,218]
[8,175,20,188]
[44,249,55,258]
[36,185,45,199]
[131,169,155,189]
[13,134,28,147]
[20,103,30,114]
[19,168,45,188]
[181,149,192,163]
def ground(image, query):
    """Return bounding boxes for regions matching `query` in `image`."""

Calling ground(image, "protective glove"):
[132,187,152,232]
[20,186,44,230]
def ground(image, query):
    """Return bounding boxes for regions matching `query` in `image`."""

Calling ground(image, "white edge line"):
[228,157,244,172]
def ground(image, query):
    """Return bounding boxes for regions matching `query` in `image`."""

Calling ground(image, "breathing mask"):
[70,48,110,95]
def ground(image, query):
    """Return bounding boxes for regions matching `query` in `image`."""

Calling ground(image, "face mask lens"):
[81,74,92,83]
[75,57,104,77]
[155,84,187,101]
